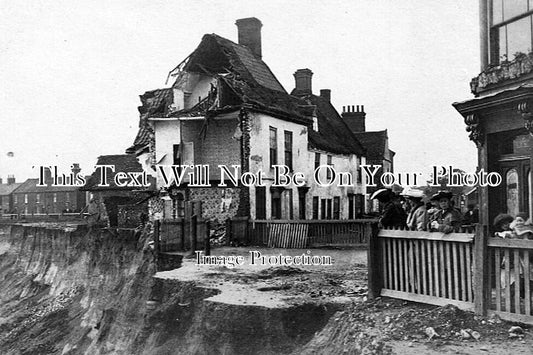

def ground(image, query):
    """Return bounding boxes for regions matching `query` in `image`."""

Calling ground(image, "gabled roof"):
[352,130,389,160]
[0,183,22,196]
[83,154,151,191]
[305,95,365,155]
[12,179,79,194]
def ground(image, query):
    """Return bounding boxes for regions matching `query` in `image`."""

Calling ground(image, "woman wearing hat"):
[371,188,407,228]
[428,190,462,234]
[402,188,427,231]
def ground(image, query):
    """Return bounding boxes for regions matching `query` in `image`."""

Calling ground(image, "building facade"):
[453,0,533,227]
[127,18,370,222]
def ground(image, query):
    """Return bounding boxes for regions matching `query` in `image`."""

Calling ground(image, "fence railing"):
[0,213,83,221]
[370,226,475,311]
[228,219,377,248]
[488,238,533,324]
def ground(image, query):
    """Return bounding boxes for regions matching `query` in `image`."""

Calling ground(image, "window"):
[269,127,277,168]
[314,152,320,170]
[356,156,362,183]
[349,195,354,219]
[321,199,326,219]
[490,0,533,64]
[284,131,293,171]
[312,196,319,219]
[171,193,185,219]
[327,155,333,180]
[173,144,181,165]
[24,194,28,204]
[507,168,520,216]
[36,194,41,203]
[299,189,307,219]
[173,142,194,166]
[256,187,266,219]
[53,193,57,203]
[333,197,340,219]
[271,189,282,219]
[326,199,332,219]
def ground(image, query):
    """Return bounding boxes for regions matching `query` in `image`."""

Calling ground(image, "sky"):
[0,0,480,182]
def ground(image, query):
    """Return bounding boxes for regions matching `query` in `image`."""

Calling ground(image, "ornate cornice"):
[471,53,533,95]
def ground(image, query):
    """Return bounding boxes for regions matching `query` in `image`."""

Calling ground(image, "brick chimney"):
[293,69,313,96]
[0,178,3,185]
[235,17,262,59]
[342,105,366,133]
[320,89,331,102]
[7,175,15,185]
[71,163,81,177]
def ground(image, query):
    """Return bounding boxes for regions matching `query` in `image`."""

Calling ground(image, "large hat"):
[370,188,393,201]
[430,190,453,201]
[493,213,513,228]
[400,187,425,199]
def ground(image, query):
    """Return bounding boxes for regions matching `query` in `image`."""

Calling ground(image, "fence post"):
[474,224,489,315]
[190,214,197,253]
[225,218,232,246]
[153,220,160,255]
[367,222,382,299]
[204,221,211,256]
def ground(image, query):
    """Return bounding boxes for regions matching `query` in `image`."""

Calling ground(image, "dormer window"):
[490,0,533,65]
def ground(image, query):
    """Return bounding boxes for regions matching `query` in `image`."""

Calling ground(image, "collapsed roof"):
[127,27,365,157]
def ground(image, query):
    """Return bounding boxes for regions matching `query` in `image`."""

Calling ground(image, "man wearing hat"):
[402,188,427,231]
[371,188,407,228]
[429,190,462,234]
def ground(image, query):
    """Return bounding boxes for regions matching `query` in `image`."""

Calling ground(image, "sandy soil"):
[156,246,533,354]
[156,247,368,308]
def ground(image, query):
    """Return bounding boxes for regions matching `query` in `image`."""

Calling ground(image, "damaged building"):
[127,17,393,222]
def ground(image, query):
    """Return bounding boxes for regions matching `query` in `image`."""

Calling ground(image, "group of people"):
[371,188,469,234]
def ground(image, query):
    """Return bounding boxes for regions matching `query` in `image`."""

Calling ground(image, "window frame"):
[489,0,533,65]
[269,126,278,168]
[284,130,293,171]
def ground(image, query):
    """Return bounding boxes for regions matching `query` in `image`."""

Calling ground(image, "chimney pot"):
[7,175,15,185]
[320,89,331,102]
[293,68,313,96]
[341,104,366,133]
[235,17,263,59]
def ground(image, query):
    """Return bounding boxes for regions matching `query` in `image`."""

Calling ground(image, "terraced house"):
[128,17,393,222]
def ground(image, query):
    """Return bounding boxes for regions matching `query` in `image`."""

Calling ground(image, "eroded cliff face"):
[0,224,336,355]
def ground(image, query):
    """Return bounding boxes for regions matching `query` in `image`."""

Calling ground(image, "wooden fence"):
[158,216,209,252]
[368,225,533,325]
[372,227,475,310]
[487,238,533,324]
[228,219,377,248]
[0,213,83,222]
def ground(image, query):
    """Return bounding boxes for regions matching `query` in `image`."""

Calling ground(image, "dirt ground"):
[157,246,533,354]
